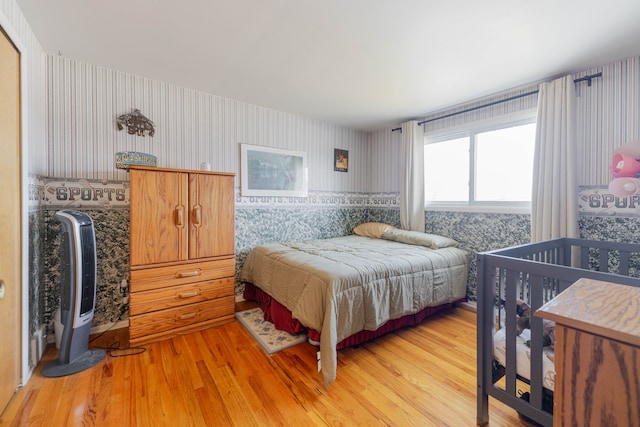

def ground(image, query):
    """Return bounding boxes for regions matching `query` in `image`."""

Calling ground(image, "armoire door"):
[130,169,188,266]
[188,173,235,259]
[0,25,22,414]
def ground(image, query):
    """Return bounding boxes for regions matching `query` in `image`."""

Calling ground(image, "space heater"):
[42,210,105,377]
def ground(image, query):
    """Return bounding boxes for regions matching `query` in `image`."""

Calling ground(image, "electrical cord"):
[88,305,126,344]
[97,342,147,358]
[89,305,147,357]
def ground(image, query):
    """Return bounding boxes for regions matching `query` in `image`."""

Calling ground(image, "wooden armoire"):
[128,166,236,345]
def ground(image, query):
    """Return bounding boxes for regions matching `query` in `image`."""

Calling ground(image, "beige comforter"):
[240,235,469,386]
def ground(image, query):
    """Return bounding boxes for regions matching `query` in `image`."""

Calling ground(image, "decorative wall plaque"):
[116,109,155,137]
[115,151,157,170]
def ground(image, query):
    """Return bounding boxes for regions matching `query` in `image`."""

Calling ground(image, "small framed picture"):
[334,149,348,172]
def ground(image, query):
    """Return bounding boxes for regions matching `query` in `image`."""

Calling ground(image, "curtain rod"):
[391,71,602,132]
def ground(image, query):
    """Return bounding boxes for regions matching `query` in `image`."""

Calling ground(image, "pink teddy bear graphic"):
[608,140,640,197]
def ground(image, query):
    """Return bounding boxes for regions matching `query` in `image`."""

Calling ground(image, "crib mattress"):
[493,328,556,391]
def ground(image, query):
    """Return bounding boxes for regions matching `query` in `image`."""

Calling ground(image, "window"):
[424,118,536,209]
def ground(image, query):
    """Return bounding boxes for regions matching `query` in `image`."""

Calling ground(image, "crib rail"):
[476,238,640,426]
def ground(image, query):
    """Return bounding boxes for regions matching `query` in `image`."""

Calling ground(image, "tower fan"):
[42,210,105,377]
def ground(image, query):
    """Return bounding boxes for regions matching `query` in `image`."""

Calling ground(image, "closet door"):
[130,169,188,266]
[0,25,21,413]
[188,173,235,259]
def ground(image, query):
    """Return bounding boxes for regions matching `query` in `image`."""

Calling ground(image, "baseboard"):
[90,319,129,335]
[458,301,477,312]
[46,319,130,344]
[29,325,47,368]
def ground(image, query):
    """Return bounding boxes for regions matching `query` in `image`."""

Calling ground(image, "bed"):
[477,238,640,427]
[240,222,469,386]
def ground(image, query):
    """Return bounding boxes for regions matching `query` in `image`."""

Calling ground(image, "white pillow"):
[381,229,458,249]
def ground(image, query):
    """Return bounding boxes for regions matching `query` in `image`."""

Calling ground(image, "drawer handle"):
[179,312,197,320]
[175,271,201,278]
[178,291,199,298]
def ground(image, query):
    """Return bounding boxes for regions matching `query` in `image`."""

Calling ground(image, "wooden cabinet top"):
[536,277,640,347]
[129,165,235,176]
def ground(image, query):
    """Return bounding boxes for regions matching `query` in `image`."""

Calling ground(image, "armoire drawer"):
[129,277,234,316]
[130,258,235,292]
[129,296,235,339]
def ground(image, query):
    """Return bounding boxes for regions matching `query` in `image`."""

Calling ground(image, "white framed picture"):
[240,144,308,197]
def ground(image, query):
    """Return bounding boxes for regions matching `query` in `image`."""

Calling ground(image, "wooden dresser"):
[536,278,640,427]
[128,166,236,345]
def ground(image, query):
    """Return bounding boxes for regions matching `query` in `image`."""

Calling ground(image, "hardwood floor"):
[1,304,534,426]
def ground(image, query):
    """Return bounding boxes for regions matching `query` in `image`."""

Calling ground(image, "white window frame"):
[424,110,536,214]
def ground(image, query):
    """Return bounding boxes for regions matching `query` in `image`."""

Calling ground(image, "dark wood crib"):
[476,238,640,426]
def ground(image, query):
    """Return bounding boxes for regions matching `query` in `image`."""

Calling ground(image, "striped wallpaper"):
[576,57,640,186]
[46,56,371,193]
[39,47,640,195]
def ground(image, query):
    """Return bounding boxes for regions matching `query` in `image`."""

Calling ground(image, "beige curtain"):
[531,76,579,242]
[400,120,425,231]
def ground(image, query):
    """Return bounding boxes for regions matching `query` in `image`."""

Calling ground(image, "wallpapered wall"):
[32,182,529,334]
[25,53,379,346]
[32,182,640,344]
[45,56,373,191]
[19,21,640,362]
[30,183,400,332]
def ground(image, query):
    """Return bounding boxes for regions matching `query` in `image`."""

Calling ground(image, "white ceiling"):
[15,0,640,132]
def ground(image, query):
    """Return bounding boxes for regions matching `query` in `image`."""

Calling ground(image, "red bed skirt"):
[243,282,466,350]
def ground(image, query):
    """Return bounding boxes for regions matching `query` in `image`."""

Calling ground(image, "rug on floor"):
[235,307,307,355]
